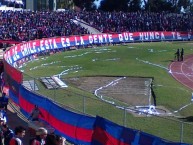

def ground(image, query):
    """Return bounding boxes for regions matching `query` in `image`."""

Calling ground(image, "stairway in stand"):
[0,49,3,59]
[72,19,103,34]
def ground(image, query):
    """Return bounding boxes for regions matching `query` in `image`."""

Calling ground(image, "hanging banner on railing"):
[19,86,95,145]
[4,31,193,65]
[91,116,190,145]
[3,60,23,84]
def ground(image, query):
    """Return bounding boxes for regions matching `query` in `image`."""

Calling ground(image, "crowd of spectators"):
[0,64,66,145]
[0,10,89,42]
[0,9,192,42]
[77,11,193,33]
[0,86,66,145]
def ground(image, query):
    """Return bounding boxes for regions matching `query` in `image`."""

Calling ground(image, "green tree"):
[143,0,193,13]
[143,0,175,12]
[73,0,96,10]
[128,0,142,12]
[177,0,191,12]
[99,0,129,12]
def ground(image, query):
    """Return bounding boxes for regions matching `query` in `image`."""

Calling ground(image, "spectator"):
[0,72,5,93]
[0,107,7,123]
[2,124,14,145]
[46,133,66,145]
[54,135,66,145]
[180,48,184,61]
[0,118,5,145]
[30,127,47,145]
[28,105,44,121]
[0,92,9,111]
[0,116,5,126]
[9,126,26,145]
[175,48,180,61]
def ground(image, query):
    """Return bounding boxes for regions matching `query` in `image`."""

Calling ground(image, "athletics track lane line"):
[170,54,193,90]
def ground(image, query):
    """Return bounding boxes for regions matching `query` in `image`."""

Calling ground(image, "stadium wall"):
[3,31,192,145]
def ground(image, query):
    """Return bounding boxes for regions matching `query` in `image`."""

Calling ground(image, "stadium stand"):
[0,10,192,44]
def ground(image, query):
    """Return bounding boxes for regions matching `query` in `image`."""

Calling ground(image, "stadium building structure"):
[0,0,74,11]
[25,0,74,11]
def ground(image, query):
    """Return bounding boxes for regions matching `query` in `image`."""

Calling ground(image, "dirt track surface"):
[65,76,153,106]
[170,54,193,90]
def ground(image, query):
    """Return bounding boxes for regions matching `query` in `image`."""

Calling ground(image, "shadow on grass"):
[180,116,193,122]
[161,59,176,62]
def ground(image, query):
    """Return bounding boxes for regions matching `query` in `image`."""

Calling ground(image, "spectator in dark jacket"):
[30,127,47,145]
[2,124,14,145]
[180,48,184,61]
[0,92,8,111]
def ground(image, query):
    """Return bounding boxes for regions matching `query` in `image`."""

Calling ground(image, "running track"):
[170,54,193,90]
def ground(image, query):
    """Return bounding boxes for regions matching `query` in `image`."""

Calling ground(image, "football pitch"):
[21,41,193,144]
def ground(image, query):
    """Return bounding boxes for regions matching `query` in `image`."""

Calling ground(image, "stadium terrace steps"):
[8,101,73,145]
[72,19,103,34]
[23,80,39,91]
[40,76,68,89]
[7,102,30,145]
[40,77,60,89]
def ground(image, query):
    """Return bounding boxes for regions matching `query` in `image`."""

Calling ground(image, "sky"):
[94,0,102,8]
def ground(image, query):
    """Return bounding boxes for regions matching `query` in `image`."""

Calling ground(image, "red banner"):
[3,60,22,84]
